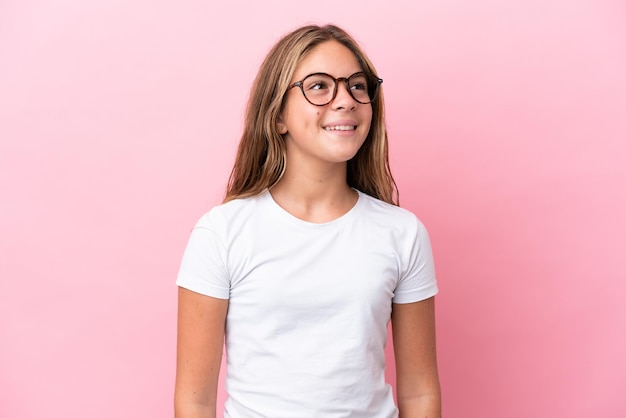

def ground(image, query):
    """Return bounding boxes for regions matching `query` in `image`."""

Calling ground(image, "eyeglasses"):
[287,71,383,106]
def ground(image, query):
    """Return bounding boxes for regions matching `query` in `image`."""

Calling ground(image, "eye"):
[350,82,367,91]
[305,79,330,91]
[303,74,334,92]
[349,74,369,91]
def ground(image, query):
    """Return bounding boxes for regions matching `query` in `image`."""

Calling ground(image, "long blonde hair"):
[224,24,398,205]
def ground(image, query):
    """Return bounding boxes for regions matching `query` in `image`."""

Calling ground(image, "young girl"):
[175,24,441,418]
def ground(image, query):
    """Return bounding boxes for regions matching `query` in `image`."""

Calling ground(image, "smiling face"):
[278,40,373,169]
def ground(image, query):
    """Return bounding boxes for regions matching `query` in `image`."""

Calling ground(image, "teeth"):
[324,125,356,131]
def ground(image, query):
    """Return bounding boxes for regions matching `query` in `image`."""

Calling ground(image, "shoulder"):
[356,190,426,233]
[194,191,268,235]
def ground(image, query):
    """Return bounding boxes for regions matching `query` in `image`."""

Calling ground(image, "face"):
[278,40,373,168]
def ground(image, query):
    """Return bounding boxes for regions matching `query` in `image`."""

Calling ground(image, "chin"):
[328,150,361,163]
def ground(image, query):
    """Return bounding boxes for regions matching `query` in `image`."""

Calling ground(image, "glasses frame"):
[287,71,383,106]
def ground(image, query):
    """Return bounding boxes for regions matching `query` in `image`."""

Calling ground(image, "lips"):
[324,125,356,131]
[323,120,358,131]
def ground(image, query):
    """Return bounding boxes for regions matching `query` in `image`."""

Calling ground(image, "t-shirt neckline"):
[262,188,363,228]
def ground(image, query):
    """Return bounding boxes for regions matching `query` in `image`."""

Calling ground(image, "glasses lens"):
[348,73,372,104]
[302,73,335,105]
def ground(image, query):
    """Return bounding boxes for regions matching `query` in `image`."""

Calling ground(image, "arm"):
[391,297,441,418]
[174,287,229,418]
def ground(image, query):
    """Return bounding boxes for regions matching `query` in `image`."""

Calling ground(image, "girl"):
[175,24,441,418]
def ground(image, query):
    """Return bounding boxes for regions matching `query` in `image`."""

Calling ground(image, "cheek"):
[363,108,373,128]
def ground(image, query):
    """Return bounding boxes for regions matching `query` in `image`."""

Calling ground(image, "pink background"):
[1,0,625,417]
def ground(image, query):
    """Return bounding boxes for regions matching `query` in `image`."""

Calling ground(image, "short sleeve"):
[392,217,438,304]
[176,213,230,299]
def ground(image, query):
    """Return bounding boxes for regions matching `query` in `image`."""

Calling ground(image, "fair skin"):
[175,40,441,417]
[272,40,372,222]
[392,297,441,417]
[175,288,227,418]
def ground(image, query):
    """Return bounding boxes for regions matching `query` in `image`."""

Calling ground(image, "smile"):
[323,125,357,131]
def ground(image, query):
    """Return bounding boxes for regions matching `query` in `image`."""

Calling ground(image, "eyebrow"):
[295,70,365,79]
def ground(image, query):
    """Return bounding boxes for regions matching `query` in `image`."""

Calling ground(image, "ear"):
[276,115,288,135]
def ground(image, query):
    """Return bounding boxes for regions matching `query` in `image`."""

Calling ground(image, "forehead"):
[293,40,363,80]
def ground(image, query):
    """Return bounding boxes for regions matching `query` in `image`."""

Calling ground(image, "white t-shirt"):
[177,189,438,417]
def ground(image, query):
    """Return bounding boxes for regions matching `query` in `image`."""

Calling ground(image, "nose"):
[331,79,357,110]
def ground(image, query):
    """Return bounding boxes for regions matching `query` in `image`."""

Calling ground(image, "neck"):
[269,160,357,223]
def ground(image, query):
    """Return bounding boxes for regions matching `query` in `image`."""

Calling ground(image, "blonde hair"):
[224,24,398,205]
